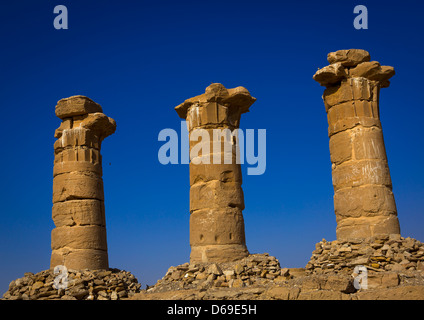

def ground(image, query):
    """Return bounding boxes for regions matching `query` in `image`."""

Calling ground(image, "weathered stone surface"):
[327,49,371,67]
[350,61,395,82]
[53,160,102,177]
[324,78,374,110]
[349,61,382,78]
[323,81,354,109]
[367,272,399,289]
[80,113,116,139]
[327,101,356,127]
[186,102,237,130]
[52,200,105,227]
[190,208,246,246]
[334,185,397,218]
[332,159,392,191]
[326,100,380,137]
[53,172,104,203]
[329,131,352,165]
[51,225,107,250]
[313,62,347,86]
[54,119,72,139]
[190,245,249,264]
[352,127,387,160]
[188,128,238,159]
[336,216,400,240]
[328,117,381,137]
[57,127,101,149]
[376,66,396,82]
[190,180,244,211]
[355,286,424,300]
[322,275,355,292]
[50,248,109,270]
[190,161,242,184]
[353,99,374,118]
[55,95,103,119]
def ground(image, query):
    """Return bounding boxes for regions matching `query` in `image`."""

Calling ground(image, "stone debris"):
[306,236,424,278]
[4,250,423,301]
[148,254,285,293]
[131,251,424,300]
[2,268,141,300]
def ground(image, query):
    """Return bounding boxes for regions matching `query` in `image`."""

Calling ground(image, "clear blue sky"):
[1,0,423,293]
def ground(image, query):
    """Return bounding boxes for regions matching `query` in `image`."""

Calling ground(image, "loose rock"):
[2,268,140,300]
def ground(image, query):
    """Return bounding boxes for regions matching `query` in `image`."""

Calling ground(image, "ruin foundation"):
[313,49,401,240]
[50,95,116,270]
[131,236,424,300]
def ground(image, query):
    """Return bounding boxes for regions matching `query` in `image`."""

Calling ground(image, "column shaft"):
[50,96,116,270]
[175,84,256,263]
[314,50,401,240]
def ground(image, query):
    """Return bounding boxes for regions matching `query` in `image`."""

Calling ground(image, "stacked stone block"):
[313,49,401,240]
[175,84,256,263]
[50,96,116,270]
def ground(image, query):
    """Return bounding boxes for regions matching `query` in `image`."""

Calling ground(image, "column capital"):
[313,49,395,88]
[175,83,256,119]
[54,96,116,141]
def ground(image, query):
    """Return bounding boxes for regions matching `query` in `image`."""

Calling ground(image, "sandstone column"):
[175,83,256,263]
[313,49,401,240]
[50,95,116,270]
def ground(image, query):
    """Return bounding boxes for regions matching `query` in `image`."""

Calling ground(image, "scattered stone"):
[129,244,424,300]
[2,268,140,300]
[145,254,284,294]
[280,268,290,277]
[306,237,424,276]
[207,264,223,276]
[234,264,244,275]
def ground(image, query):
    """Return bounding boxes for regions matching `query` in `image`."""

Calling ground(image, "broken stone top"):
[313,49,395,87]
[55,95,103,119]
[175,83,256,119]
[55,95,116,140]
[327,49,371,67]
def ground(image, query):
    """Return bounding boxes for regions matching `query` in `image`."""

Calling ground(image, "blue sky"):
[1,0,423,292]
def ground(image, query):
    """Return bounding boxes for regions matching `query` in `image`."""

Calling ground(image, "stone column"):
[175,83,256,263]
[313,49,401,240]
[50,95,116,270]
